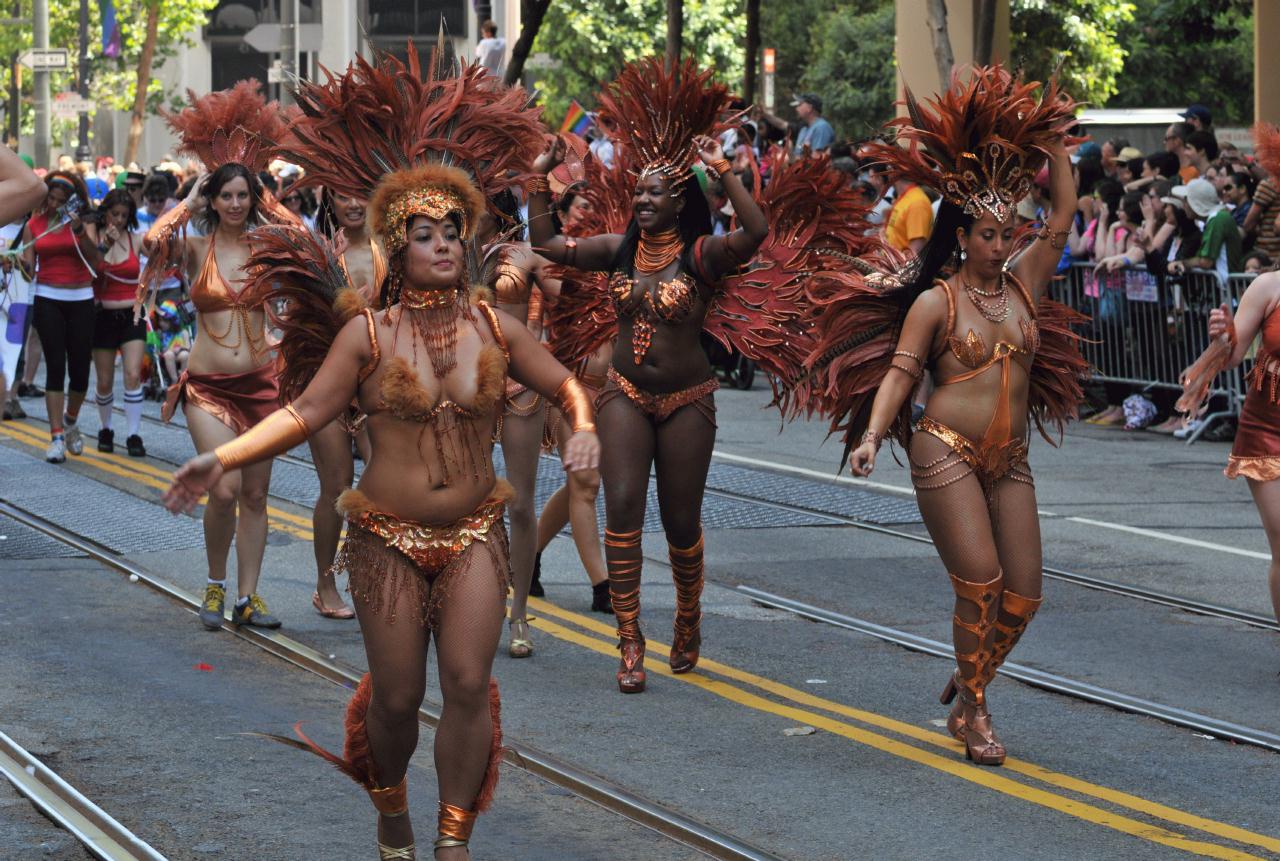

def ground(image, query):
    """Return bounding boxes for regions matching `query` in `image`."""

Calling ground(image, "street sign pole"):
[75,0,89,160]
[32,0,49,168]
[279,0,297,106]
[763,47,775,112]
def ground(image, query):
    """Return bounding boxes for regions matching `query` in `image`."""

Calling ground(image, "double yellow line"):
[2,417,1277,859]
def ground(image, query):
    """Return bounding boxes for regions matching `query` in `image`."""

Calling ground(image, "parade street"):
[1,378,1276,861]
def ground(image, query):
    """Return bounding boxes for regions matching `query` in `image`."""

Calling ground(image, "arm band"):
[553,376,595,434]
[213,404,311,471]
[527,176,550,195]
[145,202,192,247]
[709,158,732,176]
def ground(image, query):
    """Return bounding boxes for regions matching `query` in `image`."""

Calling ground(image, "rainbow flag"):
[559,100,593,136]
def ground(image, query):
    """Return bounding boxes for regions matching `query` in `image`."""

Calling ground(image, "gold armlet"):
[554,376,596,434]
[527,176,550,195]
[709,158,732,176]
[890,349,924,381]
[860,429,883,451]
[146,202,191,246]
[213,404,311,471]
[1036,225,1070,250]
[889,361,924,381]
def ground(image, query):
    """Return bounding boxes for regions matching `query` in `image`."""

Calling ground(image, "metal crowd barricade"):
[1051,262,1256,444]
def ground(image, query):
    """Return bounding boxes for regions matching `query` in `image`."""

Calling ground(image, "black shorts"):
[92,306,147,351]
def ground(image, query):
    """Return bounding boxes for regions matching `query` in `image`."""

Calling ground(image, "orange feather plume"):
[163,80,293,173]
[1252,122,1280,180]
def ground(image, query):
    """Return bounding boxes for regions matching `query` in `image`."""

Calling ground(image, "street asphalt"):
[1,376,1278,860]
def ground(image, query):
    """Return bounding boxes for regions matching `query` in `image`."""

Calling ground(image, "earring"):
[960,248,967,262]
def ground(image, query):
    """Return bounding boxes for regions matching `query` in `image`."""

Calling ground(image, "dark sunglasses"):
[1223,183,1236,191]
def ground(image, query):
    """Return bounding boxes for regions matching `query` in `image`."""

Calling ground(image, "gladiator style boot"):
[668,532,705,674]
[368,777,415,860]
[605,528,646,693]
[985,590,1043,685]
[938,571,1005,765]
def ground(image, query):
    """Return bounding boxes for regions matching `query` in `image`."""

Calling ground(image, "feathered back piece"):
[1252,122,1280,180]
[866,65,1078,221]
[595,57,731,186]
[279,40,544,249]
[163,80,291,173]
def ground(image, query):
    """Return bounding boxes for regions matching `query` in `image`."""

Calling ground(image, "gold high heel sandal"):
[369,777,416,860]
[507,618,533,658]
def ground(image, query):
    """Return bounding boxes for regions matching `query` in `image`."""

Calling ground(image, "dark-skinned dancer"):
[528,59,768,694]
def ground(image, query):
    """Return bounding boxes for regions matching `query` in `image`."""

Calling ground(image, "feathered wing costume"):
[136,81,295,303]
[804,66,1089,465]
[543,58,871,406]
[245,40,543,847]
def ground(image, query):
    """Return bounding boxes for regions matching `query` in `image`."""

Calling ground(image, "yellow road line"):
[7,419,1271,857]
[529,598,1280,854]
[529,615,1263,861]
[0,421,312,539]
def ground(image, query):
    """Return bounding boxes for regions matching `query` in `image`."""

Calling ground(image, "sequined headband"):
[380,186,472,254]
[937,143,1034,222]
[637,158,694,189]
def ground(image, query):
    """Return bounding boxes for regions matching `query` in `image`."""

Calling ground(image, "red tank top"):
[29,212,94,285]
[95,233,140,302]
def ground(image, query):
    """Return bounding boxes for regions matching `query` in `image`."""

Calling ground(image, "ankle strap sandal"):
[433,801,477,851]
[377,843,416,860]
[368,776,409,817]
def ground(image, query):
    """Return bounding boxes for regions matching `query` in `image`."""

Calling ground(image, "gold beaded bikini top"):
[609,270,699,324]
[935,277,1038,385]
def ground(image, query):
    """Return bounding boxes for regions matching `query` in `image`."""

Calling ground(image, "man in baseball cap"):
[758,92,835,157]
[1179,104,1212,132]
[1169,177,1241,282]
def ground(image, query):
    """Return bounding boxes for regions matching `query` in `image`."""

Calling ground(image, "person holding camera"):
[18,171,102,462]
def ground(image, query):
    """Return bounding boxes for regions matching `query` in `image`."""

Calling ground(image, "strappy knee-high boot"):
[605,528,646,693]
[938,571,1005,765]
[985,589,1042,683]
[668,531,704,673]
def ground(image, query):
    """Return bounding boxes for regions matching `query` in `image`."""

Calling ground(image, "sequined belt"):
[348,498,506,572]
[916,415,1027,486]
[603,367,719,423]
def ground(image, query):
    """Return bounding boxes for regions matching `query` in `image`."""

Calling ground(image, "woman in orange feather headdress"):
[811,66,1087,765]
[1177,123,1280,629]
[162,44,599,860]
[138,80,298,632]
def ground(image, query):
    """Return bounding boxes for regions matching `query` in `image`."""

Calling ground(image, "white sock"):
[207,578,225,588]
[96,391,114,430]
[123,387,144,437]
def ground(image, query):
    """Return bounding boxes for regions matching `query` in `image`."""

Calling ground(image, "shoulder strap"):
[357,307,381,385]
[474,300,510,362]
[934,277,956,336]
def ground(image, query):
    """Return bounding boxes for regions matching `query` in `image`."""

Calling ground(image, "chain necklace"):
[961,271,1011,323]
[635,228,684,274]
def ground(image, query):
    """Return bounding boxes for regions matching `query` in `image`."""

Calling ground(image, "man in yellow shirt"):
[886,180,933,254]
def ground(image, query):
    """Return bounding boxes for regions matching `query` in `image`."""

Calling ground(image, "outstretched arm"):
[1013,139,1074,300]
[499,307,600,472]
[526,135,622,271]
[846,289,945,476]
[162,314,370,511]
[694,135,768,281]
[0,148,45,225]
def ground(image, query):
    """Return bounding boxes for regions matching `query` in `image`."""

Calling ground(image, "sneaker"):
[126,434,146,457]
[1173,418,1204,440]
[230,594,282,629]
[4,399,25,420]
[17,382,44,398]
[45,436,66,463]
[97,428,115,452]
[529,551,545,597]
[199,583,226,630]
[64,425,84,456]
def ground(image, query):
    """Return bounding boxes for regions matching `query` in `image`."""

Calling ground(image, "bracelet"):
[553,376,596,434]
[708,158,732,176]
[860,429,882,451]
[1037,225,1070,250]
[527,176,550,195]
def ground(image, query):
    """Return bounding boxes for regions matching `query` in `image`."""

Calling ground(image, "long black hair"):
[608,174,713,276]
[197,163,263,233]
[889,199,973,317]
[97,188,139,231]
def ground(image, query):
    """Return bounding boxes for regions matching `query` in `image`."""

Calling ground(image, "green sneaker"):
[231,594,282,629]
[199,583,226,630]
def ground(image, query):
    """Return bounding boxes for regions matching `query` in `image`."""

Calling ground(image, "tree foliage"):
[529,0,745,126]
[1108,0,1253,125]
[758,0,827,109]
[1,0,216,139]
[1009,0,1134,108]
[800,1,895,140]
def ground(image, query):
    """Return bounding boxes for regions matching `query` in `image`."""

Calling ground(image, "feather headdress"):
[865,65,1078,222]
[595,57,731,187]
[163,80,291,173]
[278,39,543,250]
[1252,122,1280,180]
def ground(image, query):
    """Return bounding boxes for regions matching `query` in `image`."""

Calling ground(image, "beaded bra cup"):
[610,270,701,364]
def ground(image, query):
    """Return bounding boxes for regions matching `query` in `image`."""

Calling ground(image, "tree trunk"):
[925,0,955,87]
[744,0,759,102]
[124,0,160,166]
[503,0,553,87]
[974,0,996,65]
[666,0,683,70]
